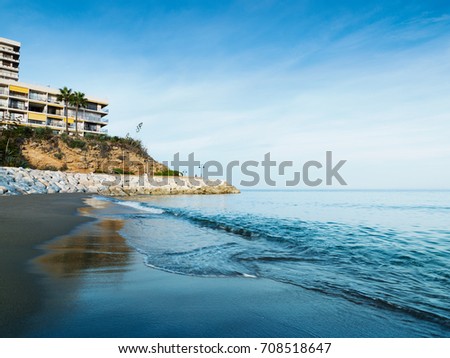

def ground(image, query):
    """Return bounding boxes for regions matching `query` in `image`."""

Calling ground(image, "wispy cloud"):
[2,0,450,188]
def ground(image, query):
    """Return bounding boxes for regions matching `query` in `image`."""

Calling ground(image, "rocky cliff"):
[21,135,166,175]
[0,126,166,174]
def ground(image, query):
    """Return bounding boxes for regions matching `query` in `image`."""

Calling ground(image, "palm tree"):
[57,87,72,134]
[70,91,88,136]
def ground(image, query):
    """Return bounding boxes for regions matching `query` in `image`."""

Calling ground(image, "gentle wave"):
[113,197,450,331]
[113,199,165,214]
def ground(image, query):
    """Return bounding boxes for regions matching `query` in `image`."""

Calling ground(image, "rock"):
[47,185,61,194]
[0,166,240,197]
[86,186,99,193]
[67,176,79,186]
[75,184,88,192]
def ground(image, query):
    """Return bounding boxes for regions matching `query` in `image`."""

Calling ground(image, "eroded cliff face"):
[20,136,166,175]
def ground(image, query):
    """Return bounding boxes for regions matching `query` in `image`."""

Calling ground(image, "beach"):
[0,194,93,337]
[0,192,449,338]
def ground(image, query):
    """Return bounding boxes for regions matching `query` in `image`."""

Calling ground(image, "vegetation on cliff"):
[0,125,167,175]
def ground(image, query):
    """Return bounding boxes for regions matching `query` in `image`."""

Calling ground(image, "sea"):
[99,190,450,337]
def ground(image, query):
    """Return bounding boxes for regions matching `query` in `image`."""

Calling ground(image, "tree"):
[57,87,72,134]
[70,91,88,136]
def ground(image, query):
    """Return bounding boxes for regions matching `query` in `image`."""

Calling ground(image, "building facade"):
[0,37,20,81]
[0,37,109,136]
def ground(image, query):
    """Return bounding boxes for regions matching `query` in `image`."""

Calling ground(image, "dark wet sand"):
[1,194,447,338]
[0,193,93,337]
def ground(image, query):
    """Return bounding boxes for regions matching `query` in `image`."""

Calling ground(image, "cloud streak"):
[1,0,450,188]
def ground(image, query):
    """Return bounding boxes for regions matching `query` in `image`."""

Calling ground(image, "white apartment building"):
[0,37,20,81]
[0,37,109,136]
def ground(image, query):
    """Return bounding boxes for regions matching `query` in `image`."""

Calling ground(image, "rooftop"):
[0,37,21,47]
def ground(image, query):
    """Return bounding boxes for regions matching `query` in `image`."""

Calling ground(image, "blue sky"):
[1,0,450,188]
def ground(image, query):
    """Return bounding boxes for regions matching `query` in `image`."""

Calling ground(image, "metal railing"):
[47,97,61,104]
[48,121,63,128]
[78,111,109,123]
[29,93,47,101]
[85,117,109,123]
[0,63,18,69]
[0,54,15,60]
[9,91,27,99]
[10,113,24,120]
[0,70,18,78]
[0,46,20,54]
[27,120,46,126]
[0,113,24,121]
[48,111,63,116]
[9,102,27,110]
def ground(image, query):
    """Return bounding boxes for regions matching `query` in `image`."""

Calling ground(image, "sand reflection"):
[35,219,133,277]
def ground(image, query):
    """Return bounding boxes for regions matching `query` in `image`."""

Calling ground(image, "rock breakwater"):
[0,167,240,196]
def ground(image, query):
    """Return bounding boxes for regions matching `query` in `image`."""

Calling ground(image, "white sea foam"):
[116,200,164,214]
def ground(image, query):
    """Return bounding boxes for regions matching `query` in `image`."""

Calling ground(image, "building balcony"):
[47,111,63,117]
[0,71,19,79]
[47,97,63,105]
[83,127,108,134]
[48,120,64,128]
[9,91,28,99]
[27,119,47,126]
[82,117,109,124]
[9,103,27,110]
[9,113,25,121]
[29,93,47,102]
[0,63,19,71]
[83,106,110,115]
[0,46,20,55]
[77,110,109,123]
[0,54,19,62]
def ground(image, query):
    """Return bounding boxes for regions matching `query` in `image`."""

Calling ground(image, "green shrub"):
[0,126,31,167]
[64,137,87,149]
[112,168,134,175]
[33,127,54,140]
[14,126,34,139]
[60,133,86,149]
[154,169,180,176]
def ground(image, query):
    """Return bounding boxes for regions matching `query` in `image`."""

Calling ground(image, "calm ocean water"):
[101,190,450,336]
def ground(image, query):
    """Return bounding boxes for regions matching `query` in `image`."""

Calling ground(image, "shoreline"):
[1,193,447,337]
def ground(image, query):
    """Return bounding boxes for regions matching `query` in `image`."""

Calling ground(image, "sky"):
[1,0,450,189]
